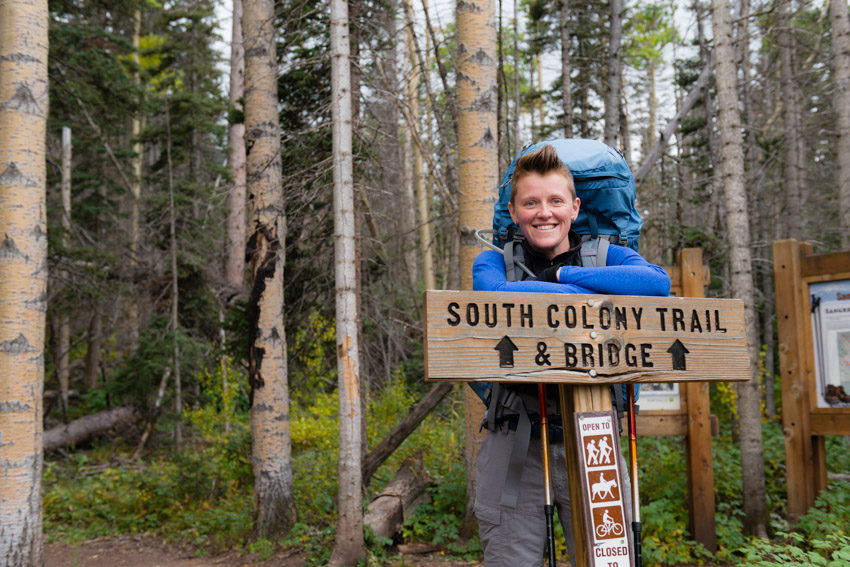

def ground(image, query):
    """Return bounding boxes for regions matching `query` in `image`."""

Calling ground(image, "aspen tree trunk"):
[58,126,72,417]
[695,1,722,240]
[777,0,802,240]
[243,0,297,537]
[0,0,48,564]
[498,1,507,168]
[83,311,101,389]
[225,0,247,291]
[405,0,436,291]
[649,60,657,154]
[529,59,536,137]
[536,53,544,131]
[401,100,419,288]
[513,0,520,146]
[129,9,143,348]
[329,0,365,563]
[165,108,182,452]
[604,0,623,147]
[380,5,417,289]
[457,0,497,534]
[347,0,368,467]
[738,0,775,416]
[710,0,769,538]
[560,0,572,137]
[579,39,590,138]
[619,66,631,164]
[831,0,850,248]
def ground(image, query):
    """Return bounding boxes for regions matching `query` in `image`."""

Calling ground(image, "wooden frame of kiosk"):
[774,239,850,522]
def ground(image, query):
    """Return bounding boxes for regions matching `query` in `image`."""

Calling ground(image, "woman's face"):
[508,172,580,260]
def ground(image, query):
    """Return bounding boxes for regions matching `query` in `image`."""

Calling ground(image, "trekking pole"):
[627,384,642,567]
[538,383,557,567]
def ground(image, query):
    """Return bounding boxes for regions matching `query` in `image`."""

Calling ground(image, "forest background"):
[2,0,850,565]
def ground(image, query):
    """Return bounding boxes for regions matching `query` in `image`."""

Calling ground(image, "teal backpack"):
[490,138,642,280]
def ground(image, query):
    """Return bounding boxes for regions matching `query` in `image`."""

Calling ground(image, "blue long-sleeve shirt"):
[471,244,668,404]
[472,245,671,297]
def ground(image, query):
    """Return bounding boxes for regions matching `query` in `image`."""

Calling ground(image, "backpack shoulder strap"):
[580,236,610,267]
[504,239,527,282]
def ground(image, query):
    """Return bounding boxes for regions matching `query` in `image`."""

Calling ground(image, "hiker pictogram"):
[586,439,599,465]
[586,434,615,467]
[598,436,613,464]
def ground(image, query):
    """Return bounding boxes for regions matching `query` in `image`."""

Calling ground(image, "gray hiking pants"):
[474,425,633,567]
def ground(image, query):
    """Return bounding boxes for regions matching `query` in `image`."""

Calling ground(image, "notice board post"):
[774,239,850,522]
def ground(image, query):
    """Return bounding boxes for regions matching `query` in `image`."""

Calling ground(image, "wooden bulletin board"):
[774,239,850,522]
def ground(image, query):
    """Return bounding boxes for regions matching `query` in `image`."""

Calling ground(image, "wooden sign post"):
[425,286,750,567]
[774,239,850,522]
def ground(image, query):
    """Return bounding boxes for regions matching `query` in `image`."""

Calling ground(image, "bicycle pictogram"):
[595,509,624,538]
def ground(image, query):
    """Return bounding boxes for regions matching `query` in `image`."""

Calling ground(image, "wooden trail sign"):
[425,290,749,384]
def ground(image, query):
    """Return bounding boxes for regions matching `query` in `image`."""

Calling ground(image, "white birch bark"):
[243,0,296,537]
[513,0,520,147]
[831,0,850,248]
[710,0,768,538]
[328,0,365,563]
[404,0,436,292]
[457,0,497,533]
[58,126,71,416]
[128,9,143,348]
[560,0,572,137]
[604,0,623,147]
[777,0,803,240]
[225,0,247,290]
[0,1,49,564]
[165,108,182,452]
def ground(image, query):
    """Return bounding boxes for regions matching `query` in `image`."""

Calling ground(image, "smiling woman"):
[507,145,580,260]
[468,142,671,567]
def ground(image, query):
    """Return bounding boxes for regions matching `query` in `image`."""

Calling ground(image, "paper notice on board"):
[810,280,850,408]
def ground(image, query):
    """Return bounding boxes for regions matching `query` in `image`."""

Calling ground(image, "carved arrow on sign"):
[495,336,518,368]
[667,339,690,371]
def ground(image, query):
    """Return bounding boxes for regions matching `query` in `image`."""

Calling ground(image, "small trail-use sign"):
[425,290,750,384]
[576,411,633,567]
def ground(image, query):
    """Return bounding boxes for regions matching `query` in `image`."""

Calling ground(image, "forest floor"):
[44,535,479,567]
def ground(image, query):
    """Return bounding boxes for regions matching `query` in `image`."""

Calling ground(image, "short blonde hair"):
[510,144,576,204]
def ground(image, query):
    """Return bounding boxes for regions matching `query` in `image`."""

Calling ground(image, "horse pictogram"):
[591,472,618,501]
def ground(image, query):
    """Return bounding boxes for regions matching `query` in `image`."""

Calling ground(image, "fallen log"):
[43,406,137,452]
[364,452,433,541]
[362,382,453,485]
